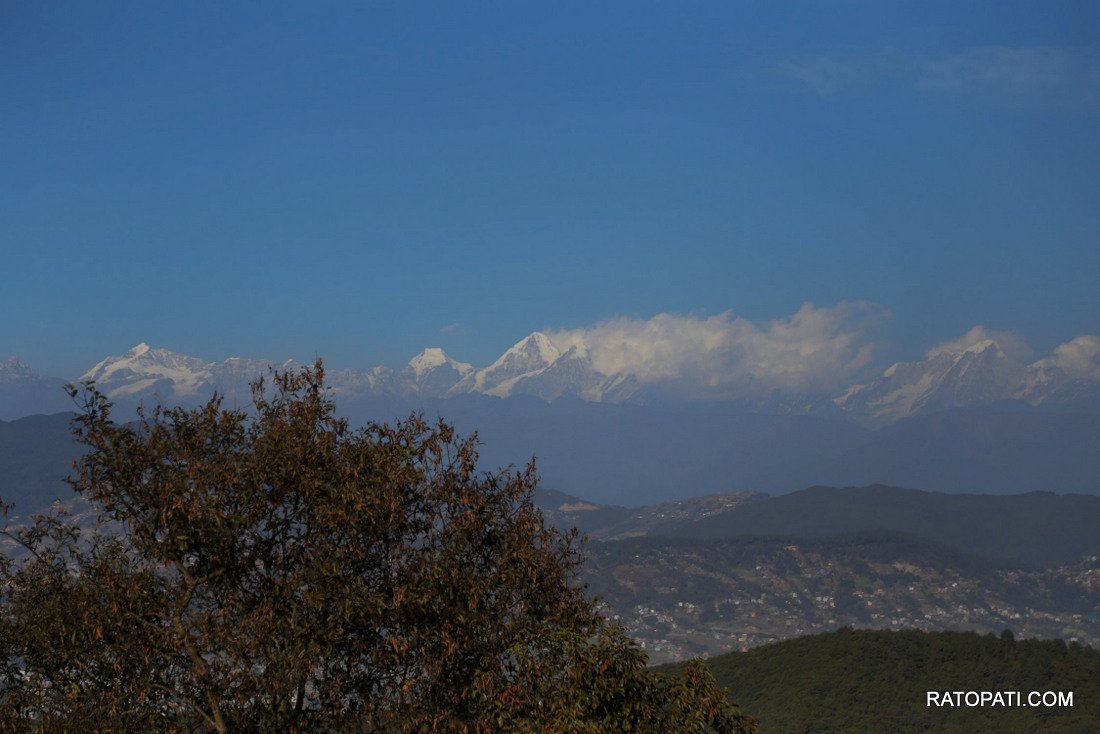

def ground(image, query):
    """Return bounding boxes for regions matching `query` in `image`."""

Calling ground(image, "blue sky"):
[3,1,1098,378]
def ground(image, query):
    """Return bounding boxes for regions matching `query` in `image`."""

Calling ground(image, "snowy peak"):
[503,345,634,402]
[926,338,1023,405]
[77,345,279,404]
[408,347,447,376]
[407,348,472,380]
[81,344,212,398]
[0,358,43,383]
[488,332,561,374]
[401,348,473,397]
[450,332,566,397]
[963,339,999,356]
[1018,335,1100,409]
[11,327,1099,424]
[836,335,1026,425]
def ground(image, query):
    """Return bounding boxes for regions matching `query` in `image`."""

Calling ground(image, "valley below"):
[3,403,1099,673]
[584,535,1100,664]
[536,486,1100,664]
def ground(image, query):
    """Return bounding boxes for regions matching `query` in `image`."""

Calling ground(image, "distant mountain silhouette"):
[2,400,1099,516]
[665,484,1100,567]
[746,407,1100,495]
[0,359,71,420]
[0,412,82,516]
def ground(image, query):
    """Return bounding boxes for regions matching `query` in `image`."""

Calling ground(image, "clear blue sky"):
[3,1,1098,377]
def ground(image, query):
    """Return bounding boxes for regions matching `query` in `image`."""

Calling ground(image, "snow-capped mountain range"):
[836,335,1100,426]
[3,330,1100,424]
[836,338,1024,426]
[66,333,647,409]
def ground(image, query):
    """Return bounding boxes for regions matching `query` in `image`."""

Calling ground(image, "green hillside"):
[662,628,1100,733]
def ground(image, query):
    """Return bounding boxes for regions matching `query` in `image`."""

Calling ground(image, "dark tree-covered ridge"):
[1,362,753,733]
[664,628,1099,734]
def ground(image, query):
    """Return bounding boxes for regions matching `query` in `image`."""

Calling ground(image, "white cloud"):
[926,325,1032,361]
[772,45,1096,103]
[773,49,900,95]
[1030,335,1100,381]
[915,46,1073,94]
[547,301,885,398]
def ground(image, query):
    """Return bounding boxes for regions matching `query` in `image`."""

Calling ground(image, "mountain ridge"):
[4,327,1100,425]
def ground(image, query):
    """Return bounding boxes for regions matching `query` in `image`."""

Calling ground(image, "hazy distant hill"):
[1,405,858,516]
[6,399,1096,509]
[667,485,1100,568]
[341,394,874,505]
[535,484,1100,569]
[533,487,763,540]
[4,402,1100,555]
[663,628,1100,733]
[361,399,1100,503]
[0,359,71,421]
[752,407,1100,495]
[0,412,81,515]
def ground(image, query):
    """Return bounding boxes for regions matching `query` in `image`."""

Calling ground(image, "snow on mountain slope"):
[80,343,213,398]
[498,345,644,403]
[0,358,47,385]
[10,327,1100,423]
[402,348,473,397]
[72,334,619,406]
[1018,335,1100,411]
[79,345,282,404]
[505,346,601,401]
[836,338,1026,425]
[407,348,471,379]
[326,365,400,397]
[72,341,496,404]
[448,332,563,397]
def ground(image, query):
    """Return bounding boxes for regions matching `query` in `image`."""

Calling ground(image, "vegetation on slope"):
[1,363,753,733]
[664,628,1100,733]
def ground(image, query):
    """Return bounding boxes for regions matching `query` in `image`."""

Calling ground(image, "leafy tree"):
[1,362,754,733]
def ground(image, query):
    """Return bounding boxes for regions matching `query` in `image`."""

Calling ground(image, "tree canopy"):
[1,362,754,733]
[664,627,1100,733]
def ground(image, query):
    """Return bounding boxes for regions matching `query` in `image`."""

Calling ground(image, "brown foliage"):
[1,362,754,733]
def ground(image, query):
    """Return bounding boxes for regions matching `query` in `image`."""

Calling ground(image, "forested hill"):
[662,628,1100,733]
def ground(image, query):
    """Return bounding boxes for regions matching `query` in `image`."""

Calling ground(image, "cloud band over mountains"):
[547,301,886,398]
[1031,335,1100,382]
